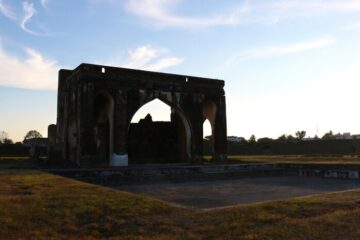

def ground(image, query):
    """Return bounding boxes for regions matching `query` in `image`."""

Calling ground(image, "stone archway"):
[126,97,192,164]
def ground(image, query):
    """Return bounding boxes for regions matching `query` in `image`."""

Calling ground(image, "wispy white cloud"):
[40,0,49,8]
[106,45,183,71]
[227,37,335,63]
[145,57,183,71]
[125,0,249,28]
[20,1,39,35]
[262,0,360,24]
[0,0,15,19]
[0,43,60,90]
[345,22,360,30]
[1,1,51,35]
[125,0,360,28]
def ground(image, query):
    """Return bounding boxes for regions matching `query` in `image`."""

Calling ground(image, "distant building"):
[332,132,352,140]
[303,137,315,141]
[352,134,360,139]
[23,138,48,147]
[227,136,245,142]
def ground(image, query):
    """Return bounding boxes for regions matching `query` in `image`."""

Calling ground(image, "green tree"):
[277,134,287,142]
[286,134,296,143]
[0,131,10,144]
[295,130,306,140]
[3,138,13,144]
[249,135,256,143]
[24,130,43,141]
[322,130,333,140]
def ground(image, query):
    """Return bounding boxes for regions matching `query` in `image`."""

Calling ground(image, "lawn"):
[1,157,360,239]
[227,155,360,165]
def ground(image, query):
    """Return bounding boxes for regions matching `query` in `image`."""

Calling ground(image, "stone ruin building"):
[48,63,227,166]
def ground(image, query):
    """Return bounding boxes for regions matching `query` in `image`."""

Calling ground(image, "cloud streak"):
[0,43,60,90]
[125,0,360,28]
[20,1,49,36]
[40,0,49,8]
[107,45,183,71]
[0,44,182,90]
[228,37,335,63]
[0,1,51,35]
[125,0,249,28]
[345,22,360,30]
[0,0,15,19]
[20,2,36,34]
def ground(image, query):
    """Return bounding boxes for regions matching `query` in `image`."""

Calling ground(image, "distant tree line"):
[216,130,346,144]
[247,130,344,143]
[0,130,43,145]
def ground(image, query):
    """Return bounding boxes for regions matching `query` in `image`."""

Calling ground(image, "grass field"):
[226,155,360,165]
[1,156,360,239]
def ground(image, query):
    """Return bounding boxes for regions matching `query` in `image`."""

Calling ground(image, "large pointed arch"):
[127,97,192,164]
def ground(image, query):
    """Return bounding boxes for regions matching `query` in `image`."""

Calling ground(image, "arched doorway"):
[94,91,114,165]
[203,99,217,159]
[127,98,191,164]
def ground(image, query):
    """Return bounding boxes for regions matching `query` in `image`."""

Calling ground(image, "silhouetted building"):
[48,63,227,166]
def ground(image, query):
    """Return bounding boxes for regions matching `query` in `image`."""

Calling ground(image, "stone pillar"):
[57,70,72,162]
[213,96,227,162]
[183,95,203,164]
[113,90,128,166]
[78,83,96,164]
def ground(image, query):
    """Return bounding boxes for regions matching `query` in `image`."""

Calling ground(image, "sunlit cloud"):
[106,45,183,71]
[0,44,182,91]
[227,37,335,63]
[0,0,15,19]
[0,43,60,90]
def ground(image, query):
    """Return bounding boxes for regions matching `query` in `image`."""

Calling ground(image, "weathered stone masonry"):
[49,63,227,166]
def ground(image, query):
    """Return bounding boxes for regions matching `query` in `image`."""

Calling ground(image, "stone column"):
[213,96,227,162]
[112,90,128,166]
[78,83,96,164]
[183,95,204,164]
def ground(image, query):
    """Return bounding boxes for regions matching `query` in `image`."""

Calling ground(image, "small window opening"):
[101,67,106,74]
[185,77,188,82]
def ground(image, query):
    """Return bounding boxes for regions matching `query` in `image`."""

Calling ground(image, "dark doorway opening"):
[128,98,191,164]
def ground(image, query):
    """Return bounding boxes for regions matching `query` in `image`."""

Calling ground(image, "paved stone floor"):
[117,176,360,209]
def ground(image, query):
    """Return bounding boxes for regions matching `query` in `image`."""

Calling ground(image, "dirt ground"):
[118,176,360,209]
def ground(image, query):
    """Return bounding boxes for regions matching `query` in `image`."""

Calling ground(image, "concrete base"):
[110,154,128,166]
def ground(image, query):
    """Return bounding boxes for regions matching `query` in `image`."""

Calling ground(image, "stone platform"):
[44,163,360,186]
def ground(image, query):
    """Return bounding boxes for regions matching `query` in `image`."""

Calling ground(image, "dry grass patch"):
[227,155,360,165]
[1,170,360,239]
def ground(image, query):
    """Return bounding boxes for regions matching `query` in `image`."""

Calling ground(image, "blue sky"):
[1,0,360,141]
